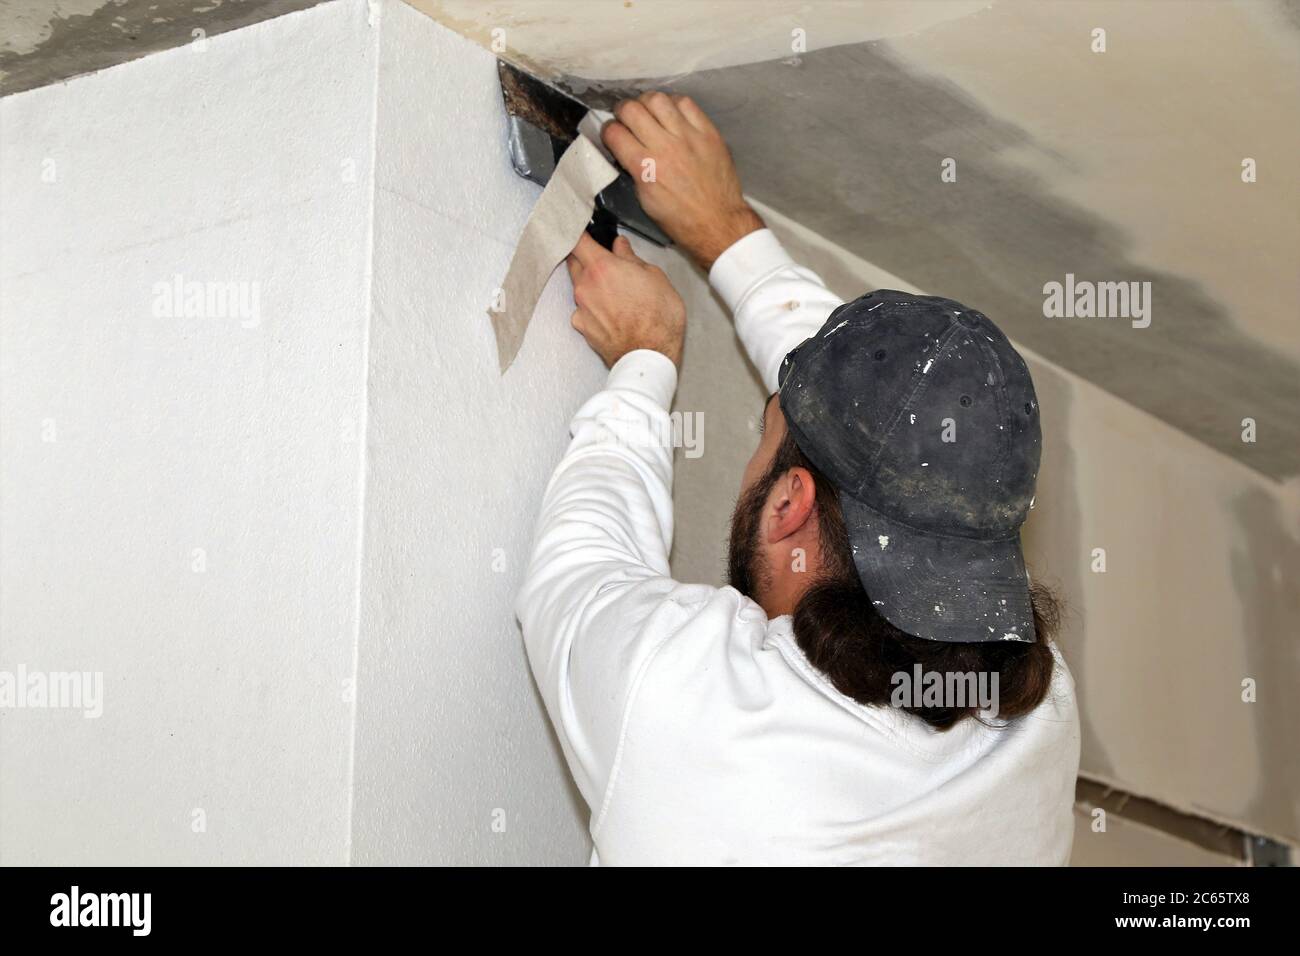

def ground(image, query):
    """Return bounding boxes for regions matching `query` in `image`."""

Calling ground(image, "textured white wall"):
[0,0,604,865]
[0,1,378,863]
[346,0,596,865]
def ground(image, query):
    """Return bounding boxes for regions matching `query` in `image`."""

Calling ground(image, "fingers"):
[569,231,609,268]
[638,91,685,135]
[604,92,717,177]
[571,231,641,295]
[612,98,664,149]
[673,94,717,136]
[611,235,640,263]
[601,119,647,176]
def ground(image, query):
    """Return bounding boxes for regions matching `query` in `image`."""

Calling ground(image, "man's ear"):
[764,467,818,544]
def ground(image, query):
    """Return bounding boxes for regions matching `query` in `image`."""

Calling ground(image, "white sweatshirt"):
[517,229,1081,866]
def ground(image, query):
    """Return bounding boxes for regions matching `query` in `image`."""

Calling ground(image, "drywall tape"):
[576,108,616,162]
[488,129,618,373]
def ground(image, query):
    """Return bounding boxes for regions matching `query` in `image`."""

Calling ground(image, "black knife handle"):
[586,206,619,250]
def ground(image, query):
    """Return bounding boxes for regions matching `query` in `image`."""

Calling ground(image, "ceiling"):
[5,0,1298,480]
[0,0,328,95]
[415,0,1300,482]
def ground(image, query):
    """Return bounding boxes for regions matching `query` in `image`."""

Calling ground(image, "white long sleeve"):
[514,348,698,812]
[515,230,1079,866]
[708,227,845,392]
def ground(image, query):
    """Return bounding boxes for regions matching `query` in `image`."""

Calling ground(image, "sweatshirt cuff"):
[708,228,797,314]
[606,349,679,409]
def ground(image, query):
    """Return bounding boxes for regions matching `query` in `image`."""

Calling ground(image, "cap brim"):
[840,492,1036,643]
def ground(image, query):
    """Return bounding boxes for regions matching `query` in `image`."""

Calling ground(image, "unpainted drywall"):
[640,200,1300,845]
[1069,809,1240,867]
[408,0,992,82]
[0,0,377,863]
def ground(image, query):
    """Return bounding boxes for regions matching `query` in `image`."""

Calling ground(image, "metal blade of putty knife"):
[497,61,672,250]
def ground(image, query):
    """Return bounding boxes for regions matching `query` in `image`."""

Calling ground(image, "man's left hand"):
[566,233,686,368]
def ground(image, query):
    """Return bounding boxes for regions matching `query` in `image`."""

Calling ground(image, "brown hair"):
[764,429,1059,731]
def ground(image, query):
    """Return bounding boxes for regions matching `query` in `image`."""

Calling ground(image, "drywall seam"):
[1081,767,1293,850]
[342,0,384,867]
[1077,773,1250,858]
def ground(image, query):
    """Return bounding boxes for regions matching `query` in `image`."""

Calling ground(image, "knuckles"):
[613,99,642,121]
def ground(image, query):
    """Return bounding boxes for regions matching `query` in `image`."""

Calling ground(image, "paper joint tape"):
[487,127,618,373]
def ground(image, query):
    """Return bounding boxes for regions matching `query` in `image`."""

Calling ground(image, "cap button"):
[956,312,980,329]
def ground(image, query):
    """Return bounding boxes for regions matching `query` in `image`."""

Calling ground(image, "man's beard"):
[726,475,773,603]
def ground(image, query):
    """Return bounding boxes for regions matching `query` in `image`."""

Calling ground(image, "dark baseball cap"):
[777,289,1041,643]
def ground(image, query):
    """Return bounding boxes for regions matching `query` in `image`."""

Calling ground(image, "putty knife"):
[498,61,671,250]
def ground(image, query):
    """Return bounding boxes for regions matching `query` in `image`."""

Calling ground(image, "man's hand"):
[567,233,686,368]
[601,92,765,271]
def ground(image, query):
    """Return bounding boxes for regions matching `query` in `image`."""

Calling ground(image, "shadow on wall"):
[664,277,766,586]
[1021,363,1115,782]
[1231,486,1300,840]
[558,40,1300,482]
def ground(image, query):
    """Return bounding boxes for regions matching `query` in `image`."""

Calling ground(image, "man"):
[517,92,1080,865]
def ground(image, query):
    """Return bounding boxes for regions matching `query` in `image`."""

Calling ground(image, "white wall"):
[0,1,377,863]
[345,0,597,865]
[0,0,607,865]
